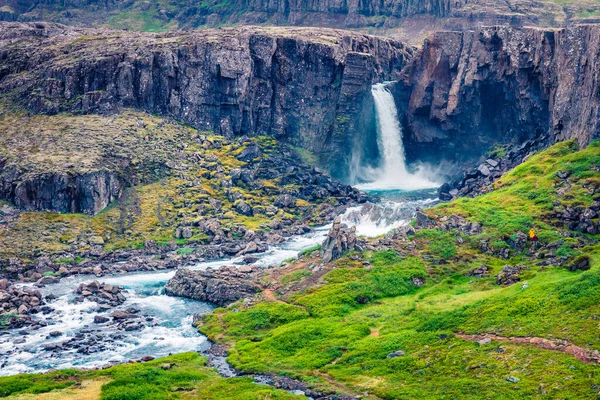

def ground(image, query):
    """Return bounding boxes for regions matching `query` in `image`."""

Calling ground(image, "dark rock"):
[414,211,434,229]
[235,200,253,216]
[566,256,591,271]
[236,144,261,162]
[112,311,136,320]
[274,194,295,208]
[321,217,364,263]
[496,265,526,286]
[438,183,453,201]
[557,170,571,179]
[165,267,261,306]
[469,265,490,278]
[94,315,110,324]
[387,350,405,358]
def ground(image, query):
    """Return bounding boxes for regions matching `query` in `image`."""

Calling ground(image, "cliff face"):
[10,171,123,215]
[393,26,600,165]
[0,23,412,180]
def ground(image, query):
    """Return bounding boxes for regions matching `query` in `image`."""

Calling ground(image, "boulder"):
[496,265,526,286]
[235,200,253,216]
[165,267,261,306]
[274,194,295,208]
[469,265,490,278]
[566,256,591,271]
[321,217,364,263]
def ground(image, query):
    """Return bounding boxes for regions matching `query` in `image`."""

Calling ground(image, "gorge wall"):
[0,22,413,184]
[392,25,600,166]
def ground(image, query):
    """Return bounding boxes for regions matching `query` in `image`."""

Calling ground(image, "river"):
[0,82,440,378]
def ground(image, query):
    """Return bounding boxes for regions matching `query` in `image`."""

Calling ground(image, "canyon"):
[2,22,600,211]
[0,12,600,400]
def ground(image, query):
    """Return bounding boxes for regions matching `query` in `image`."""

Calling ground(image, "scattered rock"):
[387,350,405,358]
[76,281,127,307]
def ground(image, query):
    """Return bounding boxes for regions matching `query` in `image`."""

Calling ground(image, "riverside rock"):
[321,217,364,263]
[165,267,261,306]
[76,281,127,307]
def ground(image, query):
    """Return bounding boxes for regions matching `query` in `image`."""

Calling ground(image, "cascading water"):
[342,83,440,236]
[357,83,439,191]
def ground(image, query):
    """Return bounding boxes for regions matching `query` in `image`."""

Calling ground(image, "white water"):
[0,83,444,377]
[338,83,441,237]
[340,197,437,237]
[0,226,330,376]
[356,83,439,191]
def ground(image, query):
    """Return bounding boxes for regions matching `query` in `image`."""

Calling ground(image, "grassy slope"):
[0,353,301,399]
[0,110,334,262]
[196,140,600,399]
[1,141,598,398]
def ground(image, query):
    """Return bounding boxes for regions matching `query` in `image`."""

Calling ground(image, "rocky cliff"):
[392,26,600,166]
[0,22,412,179]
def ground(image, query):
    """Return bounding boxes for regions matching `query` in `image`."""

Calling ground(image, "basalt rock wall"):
[392,26,600,166]
[0,22,413,180]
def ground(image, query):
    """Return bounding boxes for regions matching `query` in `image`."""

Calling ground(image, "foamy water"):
[358,83,440,191]
[0,227,329,376]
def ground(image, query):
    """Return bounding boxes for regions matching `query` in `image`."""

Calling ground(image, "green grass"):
[4,138,600,399]
[196,140,600,399]
[0,353,301,399]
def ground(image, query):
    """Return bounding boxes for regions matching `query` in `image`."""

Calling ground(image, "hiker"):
[529,228,539,250]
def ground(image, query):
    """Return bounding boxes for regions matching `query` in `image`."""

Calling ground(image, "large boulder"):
[165,266,261,306]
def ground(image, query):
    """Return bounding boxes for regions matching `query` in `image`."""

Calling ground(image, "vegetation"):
[0,110,340,262]
[3,136,600,398]
[0,353,301,399]
[196,140,600,399]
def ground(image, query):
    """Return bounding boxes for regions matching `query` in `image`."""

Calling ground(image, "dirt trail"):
[457,333,600,364]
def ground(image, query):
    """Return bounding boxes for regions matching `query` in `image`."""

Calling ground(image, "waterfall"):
[356,83,439,191]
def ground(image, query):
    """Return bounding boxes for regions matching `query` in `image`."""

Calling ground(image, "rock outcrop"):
[0,22,412,180]
[393,26,600,167]
[321,217,364,263]
[164,266,261,306]
[8,171,123,215]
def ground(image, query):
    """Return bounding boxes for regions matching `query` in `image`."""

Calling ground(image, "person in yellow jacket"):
[529,228,539,249]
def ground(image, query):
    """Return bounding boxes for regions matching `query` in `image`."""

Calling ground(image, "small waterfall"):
[356,83,439,191]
